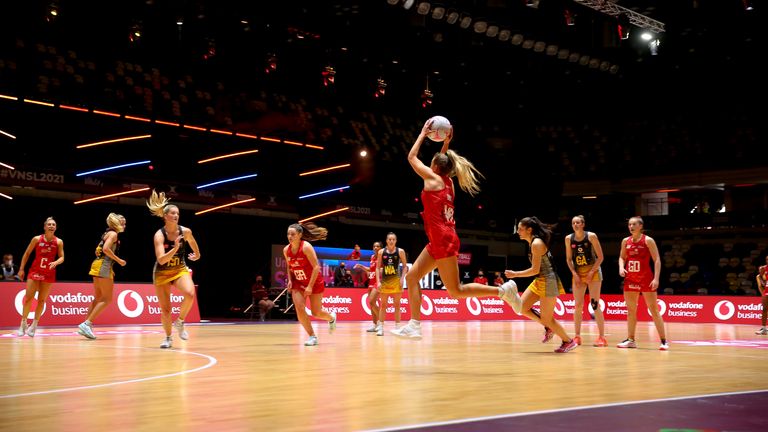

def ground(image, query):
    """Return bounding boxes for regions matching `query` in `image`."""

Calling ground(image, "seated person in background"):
[251,275,275,321]
[493,272,504,287]
[333,262,347,287]
[473,269,488,285]
[2,254,19,281]
[339,270,355,287]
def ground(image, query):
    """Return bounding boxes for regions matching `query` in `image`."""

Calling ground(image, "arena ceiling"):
[0,1,764,220]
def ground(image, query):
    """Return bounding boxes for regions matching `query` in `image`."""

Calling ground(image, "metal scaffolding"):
[573,0,666,34]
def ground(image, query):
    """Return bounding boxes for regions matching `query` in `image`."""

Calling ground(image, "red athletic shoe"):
[555,338,578,353]
[542,327,554,343]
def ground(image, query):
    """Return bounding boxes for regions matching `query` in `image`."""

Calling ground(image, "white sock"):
[410,319,420,327]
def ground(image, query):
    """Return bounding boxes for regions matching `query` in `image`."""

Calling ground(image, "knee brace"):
[590,298,599,310]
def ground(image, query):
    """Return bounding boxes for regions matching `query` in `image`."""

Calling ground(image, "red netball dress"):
[421,175,459,259]
[286,240,325,294]
[29,235,59,282]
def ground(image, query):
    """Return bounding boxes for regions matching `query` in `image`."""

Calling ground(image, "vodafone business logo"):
[420,295,434,316]
[361,293,372,315]
[15,290,46,319]
[588,298,606,315]
[656,299,667,316]
[117,290,144,318]
[554,298,565,316]
[714,300,735,320]
[466,298,481,316]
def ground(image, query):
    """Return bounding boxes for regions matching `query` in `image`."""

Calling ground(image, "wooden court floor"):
[1,320,766,432]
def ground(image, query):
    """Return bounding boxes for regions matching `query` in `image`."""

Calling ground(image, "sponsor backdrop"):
[304,289,763,324]
[1,282,200,327]
[1,282,762,326]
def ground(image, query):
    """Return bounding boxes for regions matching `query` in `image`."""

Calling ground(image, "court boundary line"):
[361,388,768,432]
[0,343,218,399]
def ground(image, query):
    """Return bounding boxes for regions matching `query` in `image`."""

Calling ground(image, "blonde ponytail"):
[146,189,175,218]
[446,150,484,197]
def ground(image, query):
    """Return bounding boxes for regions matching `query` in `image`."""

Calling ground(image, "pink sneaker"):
[573,335,582,346]
[593,336,608,347]
[555,338,578,353]
[542,327,554,343]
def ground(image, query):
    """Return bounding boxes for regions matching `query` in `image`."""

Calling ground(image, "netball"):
[427,115,452,142]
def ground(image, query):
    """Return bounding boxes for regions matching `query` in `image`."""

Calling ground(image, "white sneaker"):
[160,337,172,349]
[366,324,378,332]
[755,328,768,335]
[304,336,319,346]
[500,281,522,313]
[377,325,384,336]
[617,338,637,348]
[329,312,337,330]
[78,322,96,339]
[391,323,422,340]
[26,322,37,337]
[659,341,670,351]
[17,320,28,337]
[173,320,189,340]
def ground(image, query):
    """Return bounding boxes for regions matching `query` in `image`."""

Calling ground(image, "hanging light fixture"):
[322,66,336,86]
[374,78,387,98]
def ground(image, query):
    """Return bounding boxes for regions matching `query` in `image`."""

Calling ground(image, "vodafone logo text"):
[0,282,201,326]
[117,290,145,318]
[321,294,353,315]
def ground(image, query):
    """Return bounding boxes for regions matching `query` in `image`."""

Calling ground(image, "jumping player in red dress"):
[392,118,519,340]
[17,217,65,337]
[618,216,669,350]
[283,222,337,346]
[354,241,383,333]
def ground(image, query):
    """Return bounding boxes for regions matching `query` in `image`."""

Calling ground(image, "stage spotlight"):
[46,2,59,23]
[129,22,143,44]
